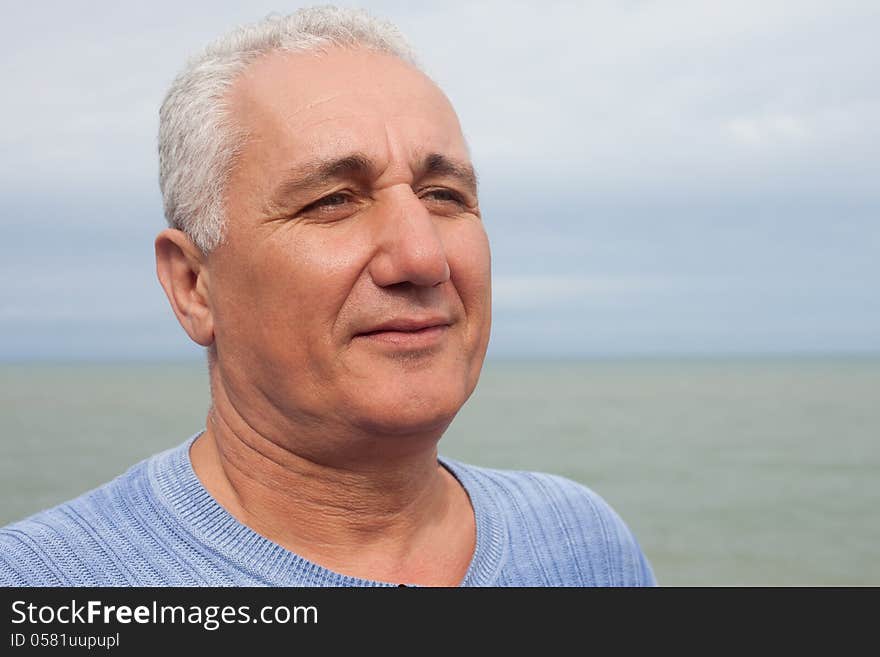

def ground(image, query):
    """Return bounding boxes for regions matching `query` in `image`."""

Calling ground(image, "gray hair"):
[158,6,419,253]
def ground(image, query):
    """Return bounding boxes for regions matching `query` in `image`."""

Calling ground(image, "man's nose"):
[367,188,451,289]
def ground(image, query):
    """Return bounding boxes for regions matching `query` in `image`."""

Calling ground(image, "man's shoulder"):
[0,451,164,586]
[443,457,620,523]
[442,458,657,586]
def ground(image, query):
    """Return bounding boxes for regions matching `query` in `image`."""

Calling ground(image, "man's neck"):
[189,382,476,586]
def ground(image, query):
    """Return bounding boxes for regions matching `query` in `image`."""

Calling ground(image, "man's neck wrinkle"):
[195,390,453,555]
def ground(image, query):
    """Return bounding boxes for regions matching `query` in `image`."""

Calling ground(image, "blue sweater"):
[0,434,656,586]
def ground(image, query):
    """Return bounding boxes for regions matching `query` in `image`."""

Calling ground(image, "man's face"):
[206,47,491,450]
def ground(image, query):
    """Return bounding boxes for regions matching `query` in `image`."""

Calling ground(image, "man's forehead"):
[231,47,459,132]
[229,47,469,179]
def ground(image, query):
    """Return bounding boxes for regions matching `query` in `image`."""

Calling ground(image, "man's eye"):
[422,188,465,205]
[301,192,352,213]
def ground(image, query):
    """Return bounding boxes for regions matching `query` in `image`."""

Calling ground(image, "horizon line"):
[2,349,880,366]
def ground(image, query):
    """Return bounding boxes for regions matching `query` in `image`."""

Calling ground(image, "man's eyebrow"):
[268,151,478,209]
[419,152,479,195]
[269,153,374,206]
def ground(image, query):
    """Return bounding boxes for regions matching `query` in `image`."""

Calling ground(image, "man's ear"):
[155,228,214,347]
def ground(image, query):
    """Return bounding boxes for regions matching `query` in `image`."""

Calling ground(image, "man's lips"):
[355,316,452,336]
[353,316,452,348]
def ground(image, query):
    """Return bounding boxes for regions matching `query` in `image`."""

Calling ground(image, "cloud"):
[3,0,879,199]
[725,115,810,146]
[1,1,878,358]
[492,275,669,310]
[392,0,880,198]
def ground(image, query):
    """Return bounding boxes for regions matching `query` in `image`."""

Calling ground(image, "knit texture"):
[0,434,656,586]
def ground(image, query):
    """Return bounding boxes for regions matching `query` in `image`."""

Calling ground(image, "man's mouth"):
[354,316,452,348]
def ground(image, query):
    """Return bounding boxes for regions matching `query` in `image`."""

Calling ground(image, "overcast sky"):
[1,0,878,360]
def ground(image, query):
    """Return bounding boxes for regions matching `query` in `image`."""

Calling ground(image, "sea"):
[1,356,877,586]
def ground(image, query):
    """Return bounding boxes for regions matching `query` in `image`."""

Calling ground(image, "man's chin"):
[347,392,462,439]
[339,352,478,437]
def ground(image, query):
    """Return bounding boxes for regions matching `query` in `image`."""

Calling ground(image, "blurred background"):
[1,0,877,584]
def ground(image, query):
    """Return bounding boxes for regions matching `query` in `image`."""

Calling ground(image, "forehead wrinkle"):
[262,88,453,142]
[371,120,471,187]
[285,91,351,120]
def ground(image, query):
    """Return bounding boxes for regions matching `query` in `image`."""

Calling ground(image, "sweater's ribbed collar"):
[148,432,506,587]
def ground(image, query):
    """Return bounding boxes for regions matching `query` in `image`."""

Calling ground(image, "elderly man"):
[0,7,654,586]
